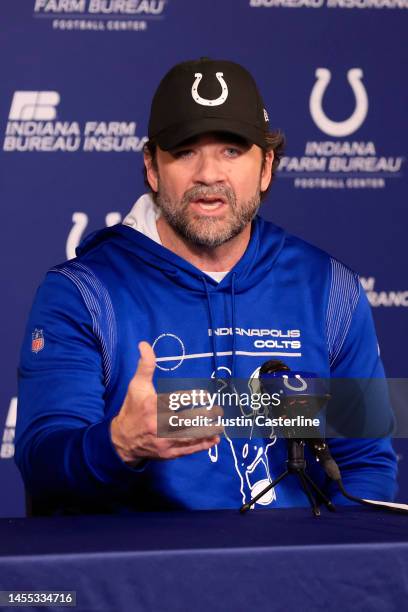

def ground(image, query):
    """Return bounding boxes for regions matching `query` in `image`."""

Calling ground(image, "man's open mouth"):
[190,197,227,211]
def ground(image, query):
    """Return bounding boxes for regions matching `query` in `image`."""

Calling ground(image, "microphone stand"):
[240,438,336,517]
[239,360,408,517]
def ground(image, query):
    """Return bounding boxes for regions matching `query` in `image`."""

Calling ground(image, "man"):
[16,58,397,515]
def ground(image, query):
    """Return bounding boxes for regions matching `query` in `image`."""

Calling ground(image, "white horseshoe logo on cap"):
[191,72,228,107]
[282,374,308,392]
[309,68,368,137]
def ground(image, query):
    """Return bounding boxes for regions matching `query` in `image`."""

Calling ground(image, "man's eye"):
[225,147,241,157]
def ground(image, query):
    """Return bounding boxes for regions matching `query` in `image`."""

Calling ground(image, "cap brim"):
[155,117,267,150]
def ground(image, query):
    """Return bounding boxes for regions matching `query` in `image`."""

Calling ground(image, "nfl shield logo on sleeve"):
[31,329,44,353]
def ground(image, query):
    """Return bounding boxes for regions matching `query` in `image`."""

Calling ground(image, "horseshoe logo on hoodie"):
[191,72,228,106]
[309,68,368,137]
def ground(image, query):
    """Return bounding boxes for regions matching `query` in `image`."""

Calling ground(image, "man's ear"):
[144,151,159,193]
[260,150,274,192]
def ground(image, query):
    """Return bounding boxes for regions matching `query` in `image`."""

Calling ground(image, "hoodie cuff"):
[83,419,149,485]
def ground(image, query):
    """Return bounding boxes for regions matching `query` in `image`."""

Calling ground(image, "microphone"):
[240,359,337,514]
[244,360,408,516]
[258,360,341,481]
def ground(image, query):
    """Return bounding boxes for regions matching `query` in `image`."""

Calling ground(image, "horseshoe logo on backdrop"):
[66,211,122,260]
[191,72,228,106]
[282,374,308,392]
[309,68,368,137]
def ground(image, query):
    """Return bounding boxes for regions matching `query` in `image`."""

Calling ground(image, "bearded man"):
[15,58,397,515]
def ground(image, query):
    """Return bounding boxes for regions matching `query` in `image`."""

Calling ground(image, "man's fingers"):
[130,341,157,394]
[165,436,221,459]
[157,404,224,438]
[161,418,224,438]
[157,404,224,423]
[136,341,156,378]
[165,425,224,439]
[171,435,221,447]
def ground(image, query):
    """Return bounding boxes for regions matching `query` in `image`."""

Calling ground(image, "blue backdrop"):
[1,0,407,517]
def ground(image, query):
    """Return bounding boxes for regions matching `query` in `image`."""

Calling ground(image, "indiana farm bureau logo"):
[3,91,147,153]
[33,0,168,32]
[249,0,408,10]
[277,68,404,191]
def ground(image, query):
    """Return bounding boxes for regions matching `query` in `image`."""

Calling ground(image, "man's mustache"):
[181,185,236,208]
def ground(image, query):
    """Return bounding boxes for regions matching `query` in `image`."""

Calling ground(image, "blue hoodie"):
[16,195,397,514]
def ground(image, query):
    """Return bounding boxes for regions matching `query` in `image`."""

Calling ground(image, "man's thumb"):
[134,341,156,384]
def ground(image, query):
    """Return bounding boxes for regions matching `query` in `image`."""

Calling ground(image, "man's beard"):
[156,182,261,248]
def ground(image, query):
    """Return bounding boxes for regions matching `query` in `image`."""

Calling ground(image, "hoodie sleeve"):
[15,267,143,513]
[324,259,398,504]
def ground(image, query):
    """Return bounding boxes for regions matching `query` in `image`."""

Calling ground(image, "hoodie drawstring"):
[202,273,237,380]
[230,273,237,379]
[202,276,219,378]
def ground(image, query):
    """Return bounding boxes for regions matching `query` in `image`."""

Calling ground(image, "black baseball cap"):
[148,57,269,150]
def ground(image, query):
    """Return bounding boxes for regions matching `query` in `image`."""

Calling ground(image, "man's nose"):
[192,152,226,185]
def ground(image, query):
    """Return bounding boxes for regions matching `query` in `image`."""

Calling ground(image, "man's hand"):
[110,341,223,464]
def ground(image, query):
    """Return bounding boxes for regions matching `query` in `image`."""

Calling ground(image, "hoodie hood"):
[122,193,162,246]
[77,193,287,294]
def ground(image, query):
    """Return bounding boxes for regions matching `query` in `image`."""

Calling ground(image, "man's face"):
[145,133,273,248]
